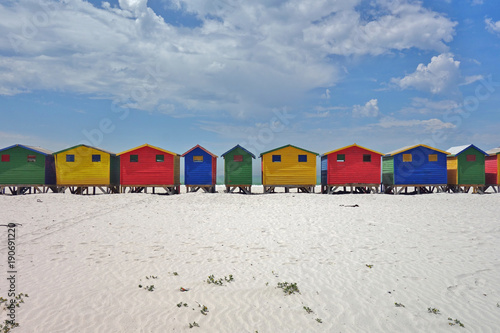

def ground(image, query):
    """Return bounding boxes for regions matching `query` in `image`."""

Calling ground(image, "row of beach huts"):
[0,143,499,195]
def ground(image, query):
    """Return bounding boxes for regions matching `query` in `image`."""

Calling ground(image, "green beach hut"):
[0,144,56,194]
[221,144,256,194]
[446,144,487,193]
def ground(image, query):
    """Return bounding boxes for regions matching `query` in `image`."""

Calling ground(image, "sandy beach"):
[1,188,499,332]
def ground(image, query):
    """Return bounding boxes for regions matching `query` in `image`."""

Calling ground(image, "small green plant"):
[173,272,179,276]
[303,306,314,314]
[394,302,405,308]
[315,318,322,323]
[1,320,20,333]
[277,282,300,295]
[448,318,464,327]
[0,293,29,333]
[366,264,373,268]
[177,302,188,308]
[189,321,199,328]
[206,274,234,286]
[139,285,155,291]
[428,307,440,314]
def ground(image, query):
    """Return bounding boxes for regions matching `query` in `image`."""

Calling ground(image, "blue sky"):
[1,0,500,174]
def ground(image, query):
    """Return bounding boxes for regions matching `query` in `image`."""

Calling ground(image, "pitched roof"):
[385,144,449,156]
[220,144,256,159]
[117,143,179,156]
[53,144,116,156]
[0,144,53,155]
[259,144,318,157]
[486,147,500,155]
[446,144,487,157]
[181,144,217,158]
[322,143,383,157]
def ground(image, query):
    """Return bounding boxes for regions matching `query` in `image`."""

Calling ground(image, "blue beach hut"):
[181,145,217,193]
[382,144,449,194]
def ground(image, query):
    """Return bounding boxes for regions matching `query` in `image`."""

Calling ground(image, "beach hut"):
[485,147,500,192]
[446,144,487,193]
[321,144,383,194]
[181,145,217,193]
[221,144,256,194]
[117,144,180,194]
[260,144,318,193]
[0,144,56,195]
[53,144,120,194]
[382,144,448,194]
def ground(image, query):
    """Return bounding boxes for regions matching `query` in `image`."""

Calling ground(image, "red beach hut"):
[321,144,383,194]
[485,147,500,192]
[117,144,180,194]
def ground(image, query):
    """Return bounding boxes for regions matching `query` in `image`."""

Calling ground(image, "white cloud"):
[377,117,456,131]
[400,97,462,114]
[353,99,379,117]
[391,53,461,94]
[0,0,456,118]
[303,1,456,56]
[485,18,500,36]
[321,88,331,99]
[460,75,483,86]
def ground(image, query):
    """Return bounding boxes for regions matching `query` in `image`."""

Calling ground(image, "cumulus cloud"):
[0,0,456,118]
[485,18,500,36]
[353,99,379,117]
[391,53,461,94]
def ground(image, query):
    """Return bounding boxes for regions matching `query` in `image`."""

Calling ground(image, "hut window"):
[337,154,345,162]
[298,155,307,162]
[428,154,438,162]
[402,154,412,162]
[66,154,75,162]
[130,155,138,162]
[193,155,203,162]
[156,154,164,162]
[466,154,476,162]
[1,154,10,162]
[363,154,371,162]
[272,155,281,162]
[27,155,37,162]
[234,155,243,162]
[92,154,101,162]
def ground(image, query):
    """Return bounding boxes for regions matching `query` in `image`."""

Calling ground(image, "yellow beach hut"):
[260,144,318,193]
[53,144,120,194]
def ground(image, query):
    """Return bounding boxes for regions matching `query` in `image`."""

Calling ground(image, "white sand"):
[1,187,500,332]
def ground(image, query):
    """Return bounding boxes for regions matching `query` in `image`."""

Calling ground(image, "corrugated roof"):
[0,144,53,155]
[117,143,179,156]
[385,144,449,156]
[446,144,487,157]
[486,147,500,155]
[259,144,318,157]
[220,144,256,159]
[53,144,116,156]
[322,143,383,157]
[181,144,218,158]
